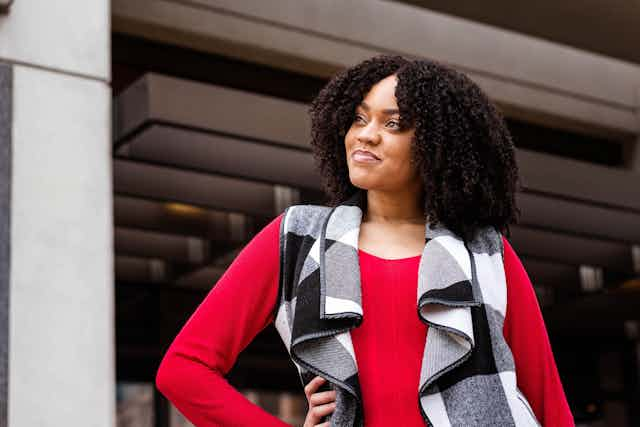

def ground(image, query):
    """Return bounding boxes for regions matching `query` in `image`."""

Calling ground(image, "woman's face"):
[344,74,420,193]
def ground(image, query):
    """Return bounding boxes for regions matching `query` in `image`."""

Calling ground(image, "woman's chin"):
[348,174,378,191]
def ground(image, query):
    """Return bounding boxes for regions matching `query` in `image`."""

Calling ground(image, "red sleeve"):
[155,212,290,427]
[502,236,575,427]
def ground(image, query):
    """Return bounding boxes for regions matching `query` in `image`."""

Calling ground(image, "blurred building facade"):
[1,1,640,426]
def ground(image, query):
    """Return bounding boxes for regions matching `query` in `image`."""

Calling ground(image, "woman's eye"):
[353,115,400,129]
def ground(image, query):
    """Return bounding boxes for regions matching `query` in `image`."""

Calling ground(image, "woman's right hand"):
[302,376,337,427]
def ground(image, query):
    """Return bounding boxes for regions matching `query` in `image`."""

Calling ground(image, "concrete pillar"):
[0,1,113,426]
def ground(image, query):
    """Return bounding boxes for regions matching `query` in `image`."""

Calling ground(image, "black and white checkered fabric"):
[273,189,541,426]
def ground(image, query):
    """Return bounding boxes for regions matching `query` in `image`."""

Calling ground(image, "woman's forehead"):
[358,75,400,111]
[357,101,399,115]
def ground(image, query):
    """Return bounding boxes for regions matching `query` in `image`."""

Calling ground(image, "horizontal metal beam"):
[115,73,640,212]
[518,149,640,212]
[116,255,171,285]
[113,159,280,217]
[115,227,209,264]
[509,226,634,274]
[114,195,257,242]
[114,73,310,148]
[121,123,319,190]
[519,257,579,290]
[517,192,640,243]
[112,0,640,135]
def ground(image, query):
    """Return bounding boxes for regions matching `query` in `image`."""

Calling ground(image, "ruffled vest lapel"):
[288,191,366,426]
[288,188,485,426]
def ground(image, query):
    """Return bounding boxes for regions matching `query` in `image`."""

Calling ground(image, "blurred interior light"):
[164,202,205,216]
[620,278,640,290]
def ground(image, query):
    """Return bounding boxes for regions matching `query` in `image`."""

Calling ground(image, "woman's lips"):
[352,150,381,163]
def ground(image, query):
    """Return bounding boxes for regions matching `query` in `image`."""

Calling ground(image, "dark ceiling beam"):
[113,159,280,217]
[118,123,319,190]
[115,227,209,265]
[520,257,579,290]
[115,242,246,288]
[544,288,640,336]
[114,73,640,214]
[111,1,640,136]
[396,1,640,66]
[509,226,634,274]
[113,195,281,242]
[114,73,310,149]
[116,255,172,285]
[517,149,640,213]
[517,192,640,244]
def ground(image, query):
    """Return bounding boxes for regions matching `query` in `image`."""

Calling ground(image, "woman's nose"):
[357,121,381,144]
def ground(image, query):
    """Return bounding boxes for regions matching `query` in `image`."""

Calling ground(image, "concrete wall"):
[0,1,114,426]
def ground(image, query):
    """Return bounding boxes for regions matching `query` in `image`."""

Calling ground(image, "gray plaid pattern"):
[273,189,541,426]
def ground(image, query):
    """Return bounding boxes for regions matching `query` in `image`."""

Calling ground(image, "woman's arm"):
[155,212,290,426]
[502,236,575,427]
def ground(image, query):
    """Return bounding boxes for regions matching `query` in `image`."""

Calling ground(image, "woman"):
[156,55,574,426]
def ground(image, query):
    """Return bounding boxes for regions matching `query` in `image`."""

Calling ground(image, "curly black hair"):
[308,54,521,243]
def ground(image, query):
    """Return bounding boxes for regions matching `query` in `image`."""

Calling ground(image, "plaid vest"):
[273,189,541,427]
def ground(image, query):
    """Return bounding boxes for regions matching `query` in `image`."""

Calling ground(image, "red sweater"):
[156,213,574,426]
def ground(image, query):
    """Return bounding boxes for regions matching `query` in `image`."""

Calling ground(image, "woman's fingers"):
[302,376,337,427]
[309,389,337,406]
[304,375,326,399]
[309,401,337,419]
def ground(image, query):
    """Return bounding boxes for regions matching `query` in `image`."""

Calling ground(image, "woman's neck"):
[363,189,424,225]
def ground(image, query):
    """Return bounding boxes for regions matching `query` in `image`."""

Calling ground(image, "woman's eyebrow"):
[359,101,400,115]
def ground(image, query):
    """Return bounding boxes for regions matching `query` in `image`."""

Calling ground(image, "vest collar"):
[318,188,482,322]
[290,188,489,425]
